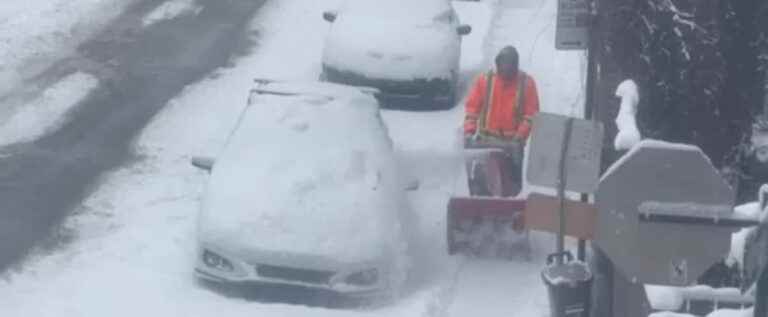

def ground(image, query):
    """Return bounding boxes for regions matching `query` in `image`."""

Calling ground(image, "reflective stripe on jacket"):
[463,71,540,139]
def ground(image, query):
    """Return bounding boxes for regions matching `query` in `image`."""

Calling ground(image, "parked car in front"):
[192,80,413,300]
[320,0,471,109]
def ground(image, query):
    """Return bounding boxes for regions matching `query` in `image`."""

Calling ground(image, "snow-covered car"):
[192,80,412,299]
[320,0,472,109]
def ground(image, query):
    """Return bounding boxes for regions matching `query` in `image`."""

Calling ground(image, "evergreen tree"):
[597,0,767,168]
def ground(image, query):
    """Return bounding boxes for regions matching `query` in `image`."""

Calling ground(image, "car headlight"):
[345,269,379,286]
[202,250,235,272]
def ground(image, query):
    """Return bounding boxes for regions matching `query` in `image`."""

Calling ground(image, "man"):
[463,46,540,197]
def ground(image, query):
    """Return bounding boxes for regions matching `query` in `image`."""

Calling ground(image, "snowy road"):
[0,0,587,316]
[0,0,266,271]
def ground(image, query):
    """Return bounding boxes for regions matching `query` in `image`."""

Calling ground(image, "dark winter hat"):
[495,46,519,67]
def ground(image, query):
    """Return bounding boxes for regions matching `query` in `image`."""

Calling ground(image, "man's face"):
[497,62,518,80]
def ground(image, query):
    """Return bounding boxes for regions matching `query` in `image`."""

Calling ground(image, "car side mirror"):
[191,156,215,172]
[323,11,337,23]
[457,24,472,36]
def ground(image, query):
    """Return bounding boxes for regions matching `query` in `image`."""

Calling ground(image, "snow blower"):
[446,139,532,259]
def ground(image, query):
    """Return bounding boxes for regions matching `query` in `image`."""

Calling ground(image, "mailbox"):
[595,140,748,286]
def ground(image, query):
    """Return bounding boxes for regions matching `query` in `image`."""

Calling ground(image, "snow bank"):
[649,312,696,317]
[650,310,753,317]
[614,79,642,151]
[647,285,755,316]
[707,308,754,317]
[734,202,763,221]
[728,226,753,268]
[142,0,203,27]
[0,72,98,146]
[680,285,748,302]
[0,0,132,97]
[647,284,686,311]
[198,86,406,263]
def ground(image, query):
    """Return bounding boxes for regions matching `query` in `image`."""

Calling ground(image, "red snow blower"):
[447,113,605,261]
[446,139,532,259]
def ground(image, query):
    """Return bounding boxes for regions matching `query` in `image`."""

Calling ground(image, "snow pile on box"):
[650,309,753,317]
[646,284,686,311]
[601,139,705,181]
[322,0,460,80]
[198,83,409,264]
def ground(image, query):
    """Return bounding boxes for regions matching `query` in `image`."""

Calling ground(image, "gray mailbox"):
[595,140,741,286]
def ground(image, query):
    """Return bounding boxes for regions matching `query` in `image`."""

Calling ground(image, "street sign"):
[556,0,590,50]
[527,112,604,193]
[595,141,738,286]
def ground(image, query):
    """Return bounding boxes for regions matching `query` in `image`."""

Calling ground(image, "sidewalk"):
[483,0,586,117]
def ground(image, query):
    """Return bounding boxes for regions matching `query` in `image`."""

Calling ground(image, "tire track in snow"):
[0,0,266,272]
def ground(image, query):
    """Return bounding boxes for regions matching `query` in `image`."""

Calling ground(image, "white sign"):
[526,112,604,193]
[556,0,590,50]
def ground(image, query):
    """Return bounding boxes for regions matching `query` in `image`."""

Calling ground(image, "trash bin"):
[542,251,593,317]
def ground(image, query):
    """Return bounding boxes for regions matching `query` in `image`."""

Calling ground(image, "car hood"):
[197,150,404,263]
[323,17,459,80]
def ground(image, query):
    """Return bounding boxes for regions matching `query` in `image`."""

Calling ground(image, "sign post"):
[557,0,598,260]
[529,113,603,317]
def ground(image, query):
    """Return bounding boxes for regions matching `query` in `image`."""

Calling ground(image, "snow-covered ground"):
[142,0,203,27]
[0,0,133,98]
[0,0,139,148]
[0,72,99,146]
[0,1,755,317]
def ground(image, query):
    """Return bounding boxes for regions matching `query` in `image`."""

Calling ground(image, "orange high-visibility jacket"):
[463,71,540,139]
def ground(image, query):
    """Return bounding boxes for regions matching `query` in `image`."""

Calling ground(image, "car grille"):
[255,264,334,285]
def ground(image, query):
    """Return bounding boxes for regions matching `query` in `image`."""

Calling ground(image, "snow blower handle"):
[546,251,574,266]
[464,136,523,153]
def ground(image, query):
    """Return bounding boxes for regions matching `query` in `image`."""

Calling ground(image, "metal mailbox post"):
[593,141,759,317]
